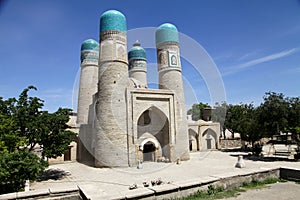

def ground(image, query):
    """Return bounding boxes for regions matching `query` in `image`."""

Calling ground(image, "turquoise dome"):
[81,39,99,51]
[128,41,146,61]
[100,10,126,33]
[155,23,179,44]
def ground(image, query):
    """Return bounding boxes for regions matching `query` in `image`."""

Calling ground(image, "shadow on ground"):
[38,168,71,181]
[228,153,297,162]
[243,155,297,162]
[222,148,298,162]
[221,148,244,152]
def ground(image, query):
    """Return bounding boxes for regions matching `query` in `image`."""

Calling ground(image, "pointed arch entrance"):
[202,128,218,150]
[143,142,156,161]
[188,129,199,151]
[137,106,170,161]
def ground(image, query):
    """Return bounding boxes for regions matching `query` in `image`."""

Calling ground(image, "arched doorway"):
[143,141,156,161]
[188,129,199,151]
[137,106,170,160]
[206,136,212,149]
[202,128,217,150]
[64,147,71,161]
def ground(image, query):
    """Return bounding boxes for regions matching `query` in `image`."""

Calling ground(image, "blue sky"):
[1,0,300,112]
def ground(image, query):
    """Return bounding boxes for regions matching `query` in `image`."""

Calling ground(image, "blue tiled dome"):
[155,23,179,44]
[128,41,146,61]
[81,39,99,51]
[100,10,126,33]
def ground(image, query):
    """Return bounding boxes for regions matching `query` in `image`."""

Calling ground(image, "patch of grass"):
[242,178,286,189]
[178,178,286,200]
[177,185,244,200]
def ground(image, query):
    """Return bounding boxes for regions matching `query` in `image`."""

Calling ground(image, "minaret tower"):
[156,23,190,161]
[77,39,99,125]
[95,10,129,167]
[128,41,147,88]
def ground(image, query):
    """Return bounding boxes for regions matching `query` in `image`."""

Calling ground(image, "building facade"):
[77,10,219,167]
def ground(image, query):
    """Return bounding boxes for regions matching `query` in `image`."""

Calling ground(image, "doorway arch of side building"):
[188,128,199,151]
[188,127,219,151]
[137,106,170,161]
[202,128,218,150]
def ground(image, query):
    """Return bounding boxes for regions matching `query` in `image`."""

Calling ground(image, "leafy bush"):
[0,150,48,194]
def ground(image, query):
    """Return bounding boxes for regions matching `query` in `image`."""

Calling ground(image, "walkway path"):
[31,151,300,199]
[226,181,300,200]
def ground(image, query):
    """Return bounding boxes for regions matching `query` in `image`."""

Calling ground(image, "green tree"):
[288,97,300,146]
[256,92,300,154]
[40,108,75,158]
[187,102,211,121]
[224,104,245,138]
[0,97,27,153]
[14,86,45,151]
[211,102,227,138]
[1,86,76,158]
[0,86,76,193]
[223,103,264,152]
[238,104,263,150]
[0,150,48,194]
[259,93,300,146]
[258,92,289,137]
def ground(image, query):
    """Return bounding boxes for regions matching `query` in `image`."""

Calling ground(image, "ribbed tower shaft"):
[156,24,190,161]
[77,39,99,164]
[77,40,99,125]
[95,10,129,167]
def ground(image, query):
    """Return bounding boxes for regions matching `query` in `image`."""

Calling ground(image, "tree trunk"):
[222,128,226,139]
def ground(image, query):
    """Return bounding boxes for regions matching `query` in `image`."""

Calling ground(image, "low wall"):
[280,167,300,181]
[0,187,80,200]
[1,167,299,200]
[127,168,280,200]
[220,139,242,149]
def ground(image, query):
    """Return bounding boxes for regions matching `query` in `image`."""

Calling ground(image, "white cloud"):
[223,48,299,76]
[237,50,261,61]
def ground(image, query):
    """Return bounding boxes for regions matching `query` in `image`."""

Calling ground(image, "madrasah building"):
[73,10,220,167]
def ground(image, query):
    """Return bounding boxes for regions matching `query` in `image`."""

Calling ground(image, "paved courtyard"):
[31,151,300,199]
